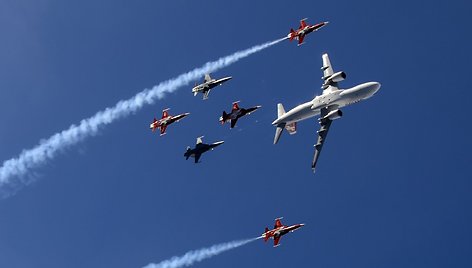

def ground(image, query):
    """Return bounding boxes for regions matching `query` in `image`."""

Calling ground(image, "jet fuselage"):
[192,77,232,94]
[149,113,189,129]
[272,224,304,238]
[272,82,380,126]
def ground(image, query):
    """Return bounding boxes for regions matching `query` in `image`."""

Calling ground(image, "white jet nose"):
[366,82,381,95]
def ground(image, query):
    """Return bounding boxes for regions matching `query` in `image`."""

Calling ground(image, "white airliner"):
[272,53,381,172]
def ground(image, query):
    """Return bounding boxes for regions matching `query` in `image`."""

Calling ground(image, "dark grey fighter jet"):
[184,136,224,163]
[192,73,232,100]
[219,101,261,128]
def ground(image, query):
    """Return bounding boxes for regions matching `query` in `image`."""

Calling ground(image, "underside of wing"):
[322,53,334,78]
[321,53,339,92]
[160,125,167,136]
[273,236,281,247]
[298,35,305,45]
[312,108,334,172]
[194,153,201,163]
[203,89,211,100]
[230,119,238,129]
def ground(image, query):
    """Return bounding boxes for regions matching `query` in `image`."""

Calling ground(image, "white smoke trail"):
[143,237,260,268]
[0,37,286,197]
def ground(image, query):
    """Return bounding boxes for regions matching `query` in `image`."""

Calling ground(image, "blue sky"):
[1,0,472,267]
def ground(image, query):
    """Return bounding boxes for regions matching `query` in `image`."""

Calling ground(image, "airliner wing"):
[321,53,339,92]
[312,107,333,172]
[322,53,334,78]
[203,89,211,100]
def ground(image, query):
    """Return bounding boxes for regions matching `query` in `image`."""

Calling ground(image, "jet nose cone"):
[369,82,381,95]
[361,82,381,97]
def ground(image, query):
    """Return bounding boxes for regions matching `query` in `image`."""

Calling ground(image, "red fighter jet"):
[149,108,190,136]
[288,18,329,46]
[262,217,305,247]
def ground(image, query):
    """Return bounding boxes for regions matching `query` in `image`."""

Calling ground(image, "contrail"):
[0,37,287,197]
[143,237,261,268]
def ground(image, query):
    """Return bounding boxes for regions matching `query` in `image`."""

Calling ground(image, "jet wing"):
[273,236,281,247]
[312,107,334,172]
[321,53,339,91]
[203,89,211,100]
[204,74,212,82]
[322,53,334,78]
[230,119,238,129]
[194,152,202,163]
[160,125,167,136]
[298,34,305,45]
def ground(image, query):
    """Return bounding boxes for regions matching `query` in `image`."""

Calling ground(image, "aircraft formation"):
[150,18,381,247]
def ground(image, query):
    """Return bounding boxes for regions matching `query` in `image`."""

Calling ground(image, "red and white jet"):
[262,217,305,247]
[149,108,190,136]
[288,18,329,46]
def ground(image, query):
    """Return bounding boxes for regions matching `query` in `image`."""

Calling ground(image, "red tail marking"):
[151,118,158,132]
[263,227,270,242]
[289,28,296,41]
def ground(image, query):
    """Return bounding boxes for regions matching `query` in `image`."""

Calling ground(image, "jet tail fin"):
[220,111,228,124]
[277,103,285,118]
[264,227,270,242]
[185,146,191,160]
[274,124,285,144]
[289,28,296,41]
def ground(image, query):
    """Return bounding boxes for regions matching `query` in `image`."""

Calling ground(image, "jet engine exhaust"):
[142,237,260,268]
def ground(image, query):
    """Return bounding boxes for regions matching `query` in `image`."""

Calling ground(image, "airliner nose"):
[368,82,381,95]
